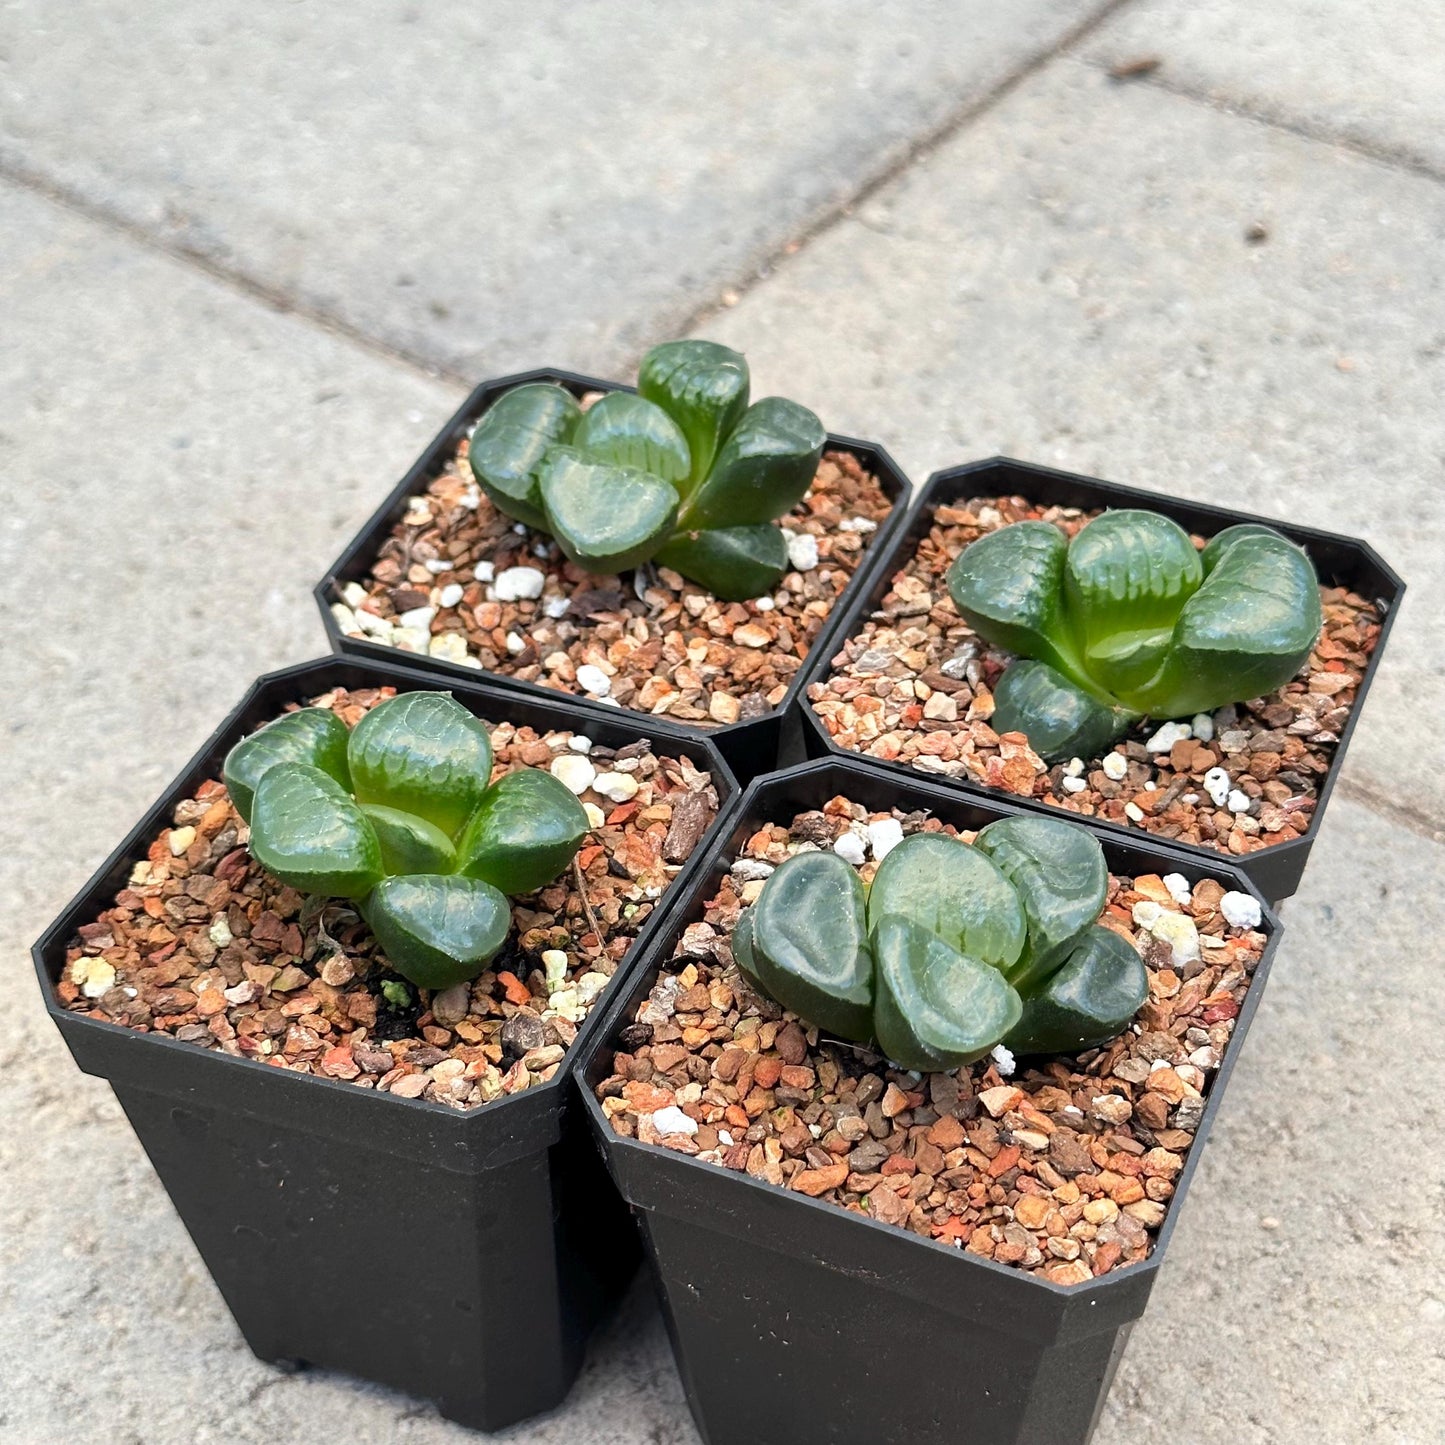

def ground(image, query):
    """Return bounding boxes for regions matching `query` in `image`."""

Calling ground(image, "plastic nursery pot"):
[577,756,1283,1445]
[314,368,914,785]
[34,655,738,1433]
[799,457,1404,904]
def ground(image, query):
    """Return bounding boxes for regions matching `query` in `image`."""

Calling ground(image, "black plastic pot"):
[34,656,738,1432]
[578,756,1283,1445]
[314,368,914,784]
[799,457,1404,903]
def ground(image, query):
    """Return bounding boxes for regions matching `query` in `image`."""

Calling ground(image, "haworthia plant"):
[945,511,1323,761]
[467,340,827,601]
[734,816,1148,1071]
[224,694,588,989]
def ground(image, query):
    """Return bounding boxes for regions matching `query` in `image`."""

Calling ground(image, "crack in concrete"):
[1335,776,1445,846]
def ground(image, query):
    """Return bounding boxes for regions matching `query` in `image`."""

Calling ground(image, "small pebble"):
[169,826,196,857]
[1124,802,1145,823]
[474,561,495,583]
[341,581,369,609]
[651,1106,699,1137]
[1102,752,1129,781]
[429,632,470,663]
[1191,713,1215,742]
[866,818,904,861]
[593,771,639,803]
[990,1044,1016,1077]
[424,557,451,574]
[505,631,527,655]
[569,735,593,754]
[833,832,867,866]
[576,664,612,696]
[1063,757,1084,777]
[1148,911,1201,968]
[1132,900,1163,928]
[438,583,464,608]
[1062,776,1088,793]
[786,532,820,571]
[1227,789,1253,814]
[1162,873,1193,906]
[1220,891,1263,929]
[543,596,571,619]
[397,605,436,632]
[542,949,569,992]
[493,566,545,602]
[550,754,597,795]
[1203,767,1231,807]
[1145,720,1192,753]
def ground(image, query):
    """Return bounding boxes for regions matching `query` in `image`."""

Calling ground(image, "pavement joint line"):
[654,0,1142,360]
[1082,58,1445,188]
[0,154,473,391]
[1334,776,1445,845]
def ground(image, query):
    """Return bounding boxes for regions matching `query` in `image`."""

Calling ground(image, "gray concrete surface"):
[0,0,1113,378]
[4,3,1444,1442]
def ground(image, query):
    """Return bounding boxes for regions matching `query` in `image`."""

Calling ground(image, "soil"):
[596,795,1268,1283]
[56,686,721,1111]
[807,494,1382,858]
[332,415,895,728]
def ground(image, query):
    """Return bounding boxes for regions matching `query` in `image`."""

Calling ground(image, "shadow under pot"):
[315,355,913,784]
[800,456,1403,904]
[34,655,736,1432]
[579,755,1282,1445]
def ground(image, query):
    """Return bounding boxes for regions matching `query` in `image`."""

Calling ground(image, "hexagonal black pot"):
[34,656,738,1432]
[799,458,1404,903]
[577,756,1283,1445]
[314,368,914,784]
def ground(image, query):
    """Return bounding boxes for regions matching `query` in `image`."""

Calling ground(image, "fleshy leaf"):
[679,397,825,530]
[748,851,874,1040]
[249,763,384,900]
[866,832,1025,974]
[973,815,1109,989]
[570,392,691,484]
[730,906,763,991]
[946,522,1088,687]
[637,339,749,489]
[1005,925,1147,1055]
[1064,510,1203,698]
[1131,527,1322,716]
[468,383,581,529]
[359,804,458,877]
[539,447,679,573]
[365,874,510,990]
[872,915,1022,1071]
[223,707,352,824]
[991,660,1136,763]
[454,768,589,895]
[347,692,494,839]
[653,523,788,602]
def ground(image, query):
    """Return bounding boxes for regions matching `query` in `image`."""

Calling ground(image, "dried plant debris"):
[598,797,1267,1282]
[58,688,719,1111]
[808,495,1381,857]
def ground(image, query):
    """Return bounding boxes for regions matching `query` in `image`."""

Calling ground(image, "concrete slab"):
[0,1,1115,378]
[703,60,1445,827]
[1084,0,1445,176]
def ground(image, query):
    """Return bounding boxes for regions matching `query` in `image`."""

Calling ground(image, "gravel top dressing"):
[597,796,1268,1283]
[56,687,720,1111]
[332,427,894,727]
[809,494,1380,858]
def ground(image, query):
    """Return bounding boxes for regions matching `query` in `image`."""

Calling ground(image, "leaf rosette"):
[224,694,588,989]
[466,341,826,602]
[734,815,1148,1071]
[944,510,1323,761]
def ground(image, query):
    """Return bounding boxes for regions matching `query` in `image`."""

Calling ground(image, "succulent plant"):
[466,340,826,601]
[946,511,1323,761]
[732,815,1147,1070]
[222,693,588,989]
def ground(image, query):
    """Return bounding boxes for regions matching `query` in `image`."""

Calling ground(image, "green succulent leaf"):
[1064,510,1203,697]
[748,851,874,1041]
[991,660,1136,763]
[866,832,1026,974]
[539,447,679,574]
[637,339,750,488]
[359,803,458,877]
[1005,925,1147,1056]
[468,383,581,529]
[946,522,1090,689]
[1131,527,1323,716]
[223,707,352,824]
[973,815,1109,989]
[249,763,384,900]
[653,523,788,602]
[570,391,691,484]
[454,768,589,895]
[365,874,510,991]
[347,692,494,840]
[730,905,763,991]
[872,915,1023,1071]
[679,397,826,531]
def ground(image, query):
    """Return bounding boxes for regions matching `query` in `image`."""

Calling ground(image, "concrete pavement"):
[3,3,1442,1441]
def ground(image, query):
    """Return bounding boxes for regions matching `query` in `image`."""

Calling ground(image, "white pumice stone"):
[428,632,469,664]
[1227,789,1253,814]
[592,771,639,803]
[1146,720,1192,752]
[392,626,430,653]
[1149,911,1202,968]
[786,532,819,571]
[583,802,606,830]
[1064,757,1085,777]
[1203,767,1232,807]
[341,581,369,609]
[833,832,867,866]
[437,583,464,608]
[1132,900,1163,928]
[1062,776,1088,793]
[330,603,358,634]
[1191,713,1215,741]
[1124,802,1146,823]
[474,561,495,583]
[1102,752,1129,781]
[505,631,527,654]
[651,1106,699,1137]
[575,664,611,696]
[543,595,571,618]
[398,606,436,631]
[542,950,569,991]
[1163,873,1193,906]
[353,607,393,637]
[866,818,904,861]
[424,557,451,574]
[550,755,596,794]
[569,735,593,754]
[990,1045,1016,1077]
[1220,891,1263,929]
[493,566,545,601]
